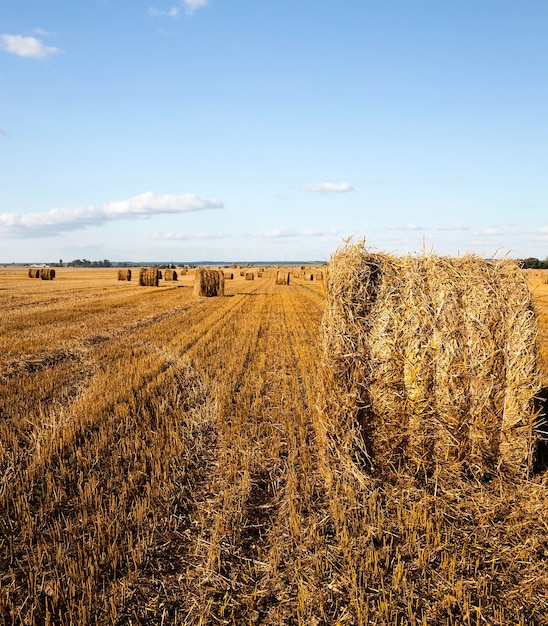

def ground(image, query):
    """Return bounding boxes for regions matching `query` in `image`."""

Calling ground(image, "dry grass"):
[1,262,548,624]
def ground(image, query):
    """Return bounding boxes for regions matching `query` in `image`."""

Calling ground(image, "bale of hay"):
[315,271,324,280]
[224,272,234,280]
[117,269,132,281]
[257,271,264,278]
[40,268,55,280]
[139,267,160,287]
[193,268,225,297]
[319,241,540,480]
[28,268,41,278]
[245,272,254,281]
[276,271,290,285]
[164,269,178,281]
[179,267,188,275]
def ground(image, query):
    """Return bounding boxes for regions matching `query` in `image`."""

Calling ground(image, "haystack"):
[276,271,290,285]
[224,272,234,280]
[40,268,55,280]
[164,269,178,281]
[319,241,540,480]
[139,268,160,287]
[193,269,225,297]
[245,272,255,281]
[28,268,41,278]
[117,269,132,281]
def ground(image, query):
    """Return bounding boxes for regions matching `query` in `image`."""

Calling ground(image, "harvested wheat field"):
[1,260,548,625]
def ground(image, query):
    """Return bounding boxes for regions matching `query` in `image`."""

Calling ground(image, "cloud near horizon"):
[302,182,353,193]
[149,0,207,17]
[0,34,61,58]
[150,231,229,241]
[261,229,326,239]
[0,192,223,237]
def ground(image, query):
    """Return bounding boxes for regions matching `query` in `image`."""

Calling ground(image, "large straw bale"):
[40,268,55,280]
[193,268,225,297]
[139,267,160,286]
[319,241,540,481]
[117,269,132,281]
[245,272,255,281]
[28,268,41,278]
[164,269,178,281]
[276,271,290,285]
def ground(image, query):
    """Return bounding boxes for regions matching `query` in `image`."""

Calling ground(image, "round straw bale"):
[319,241,540,482]
[139,267,160,286]
[117,269,132,281]
[28,268,41,278]
[164,269,178,281]
[275,271,290,285]
[194,268,225,296]
[245,272,254,280]
[40,268,55,280]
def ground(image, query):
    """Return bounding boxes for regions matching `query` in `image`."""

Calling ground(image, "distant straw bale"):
[117,269,132,281]
[276,271,290,285]
[194,268,225,297]
[28,268,41,278]
[40,268,55,280]
[224,272,234,280]
[139,267,160,287]
[245,272,255,281]
[164,269,178,281]
[179,267,188,275]
[319,241,540,481]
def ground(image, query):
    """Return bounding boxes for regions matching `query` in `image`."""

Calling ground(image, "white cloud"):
[386,223,425,231]
[436,223,471,231]
[0,192,223,237]
[149,6,180,17]
[151,231,229,240]
[149,0,207,17]
[261,229,324,239]
[0,34,61,58]
[302,182,353,193]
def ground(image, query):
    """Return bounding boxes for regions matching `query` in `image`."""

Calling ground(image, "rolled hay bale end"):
[117,269,132,281]
[319,241,540,482]
[28,268,41,278]
[40,268,55,280]
[224,272,234,280]
[164,269,178,281]
[194,268,225,297]
[245,272,255,281]
[275,271,290,285]
[139,267,160,286]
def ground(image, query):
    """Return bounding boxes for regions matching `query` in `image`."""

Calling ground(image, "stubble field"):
[1,265,548,625]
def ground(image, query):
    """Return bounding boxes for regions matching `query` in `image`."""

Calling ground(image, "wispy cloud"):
[261,229,325,239]
[149,0,207,17]
[0,34,61,58]
[302,182,353,193]
[386,223,425,231]
[150,231,229,240]
[0,192,223,237]
[436,223,470,231]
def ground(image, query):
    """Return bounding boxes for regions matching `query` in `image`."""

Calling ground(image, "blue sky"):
[1,1,547,263]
